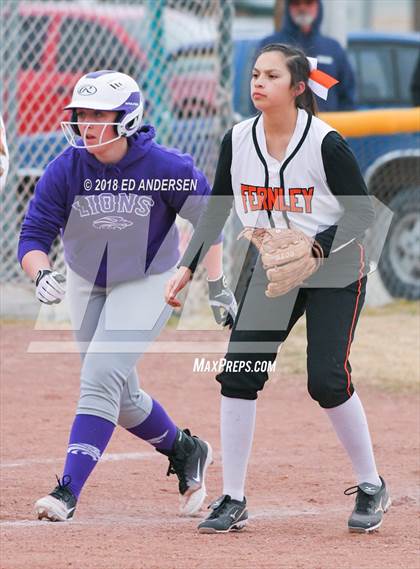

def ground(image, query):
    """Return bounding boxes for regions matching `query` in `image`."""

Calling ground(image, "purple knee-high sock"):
[127,399,178,452]
[62,414,115,498]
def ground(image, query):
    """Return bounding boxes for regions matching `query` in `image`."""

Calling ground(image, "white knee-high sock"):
[221,395,257,501]
[324,392,381,487]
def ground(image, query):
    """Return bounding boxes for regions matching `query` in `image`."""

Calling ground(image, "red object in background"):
[9,2,217,136]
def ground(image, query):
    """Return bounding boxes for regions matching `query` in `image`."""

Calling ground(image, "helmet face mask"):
[61,70,144,149]
[61,119,123,149]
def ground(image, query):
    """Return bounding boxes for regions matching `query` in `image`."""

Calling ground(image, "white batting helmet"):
[61,70,144,148]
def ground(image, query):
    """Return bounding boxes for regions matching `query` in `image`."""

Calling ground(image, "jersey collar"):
[256,108,309,169]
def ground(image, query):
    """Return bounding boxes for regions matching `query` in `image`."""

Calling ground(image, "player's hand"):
[35,269,66,305]
[208,274,237,328]
[165,266,192,308]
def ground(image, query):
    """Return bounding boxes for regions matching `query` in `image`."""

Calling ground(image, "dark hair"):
[255,43,317,115]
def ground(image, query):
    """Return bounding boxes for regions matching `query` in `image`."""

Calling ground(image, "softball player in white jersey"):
[167,44,390,534]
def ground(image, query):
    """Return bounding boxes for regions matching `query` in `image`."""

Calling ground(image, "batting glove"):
[208,274,237,328]
[35,269,66,305]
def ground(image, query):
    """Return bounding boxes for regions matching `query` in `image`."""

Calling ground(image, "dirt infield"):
[1,322,419,569]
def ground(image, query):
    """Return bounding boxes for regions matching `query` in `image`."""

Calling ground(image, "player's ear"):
[293,81,306,98]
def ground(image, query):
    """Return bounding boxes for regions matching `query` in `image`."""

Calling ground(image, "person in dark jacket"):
[258,0,356,112]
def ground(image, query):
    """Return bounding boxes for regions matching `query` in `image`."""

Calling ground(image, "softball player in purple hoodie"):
[18,70,237,522]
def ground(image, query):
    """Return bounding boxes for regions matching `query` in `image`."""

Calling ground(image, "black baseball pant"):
[217,241,367,409]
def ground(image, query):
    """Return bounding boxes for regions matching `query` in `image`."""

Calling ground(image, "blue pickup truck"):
[233,31,420,114]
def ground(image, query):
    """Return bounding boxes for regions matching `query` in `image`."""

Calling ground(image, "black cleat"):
[198,494,248,533]
[160,428,213,516]
[345,476,391,533]
[35,475,77,522]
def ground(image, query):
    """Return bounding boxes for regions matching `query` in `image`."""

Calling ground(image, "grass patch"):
[279,301,419,392]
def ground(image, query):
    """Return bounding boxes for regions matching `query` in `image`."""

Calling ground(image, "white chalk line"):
[0,516,192,529]
[1,453,419,530]
[1,495,418,530]
[1,451,157,469]
[0,507,344,529]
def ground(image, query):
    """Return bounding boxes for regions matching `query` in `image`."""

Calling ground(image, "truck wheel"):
[378,187,420,300]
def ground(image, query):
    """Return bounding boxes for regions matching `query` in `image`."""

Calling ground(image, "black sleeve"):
[315,131,375,256]
[179,129,234,272]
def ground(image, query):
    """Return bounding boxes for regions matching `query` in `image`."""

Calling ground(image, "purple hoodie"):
[18,125,218,286]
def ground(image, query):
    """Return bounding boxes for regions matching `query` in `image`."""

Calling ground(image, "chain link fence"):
[1,2,419,316]
[1,0,234,310]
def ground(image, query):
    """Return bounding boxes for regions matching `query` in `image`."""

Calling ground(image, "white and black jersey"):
[181,108,375,272]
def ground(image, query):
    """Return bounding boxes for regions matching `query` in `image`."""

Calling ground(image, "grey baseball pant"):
[66,266,175,427]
